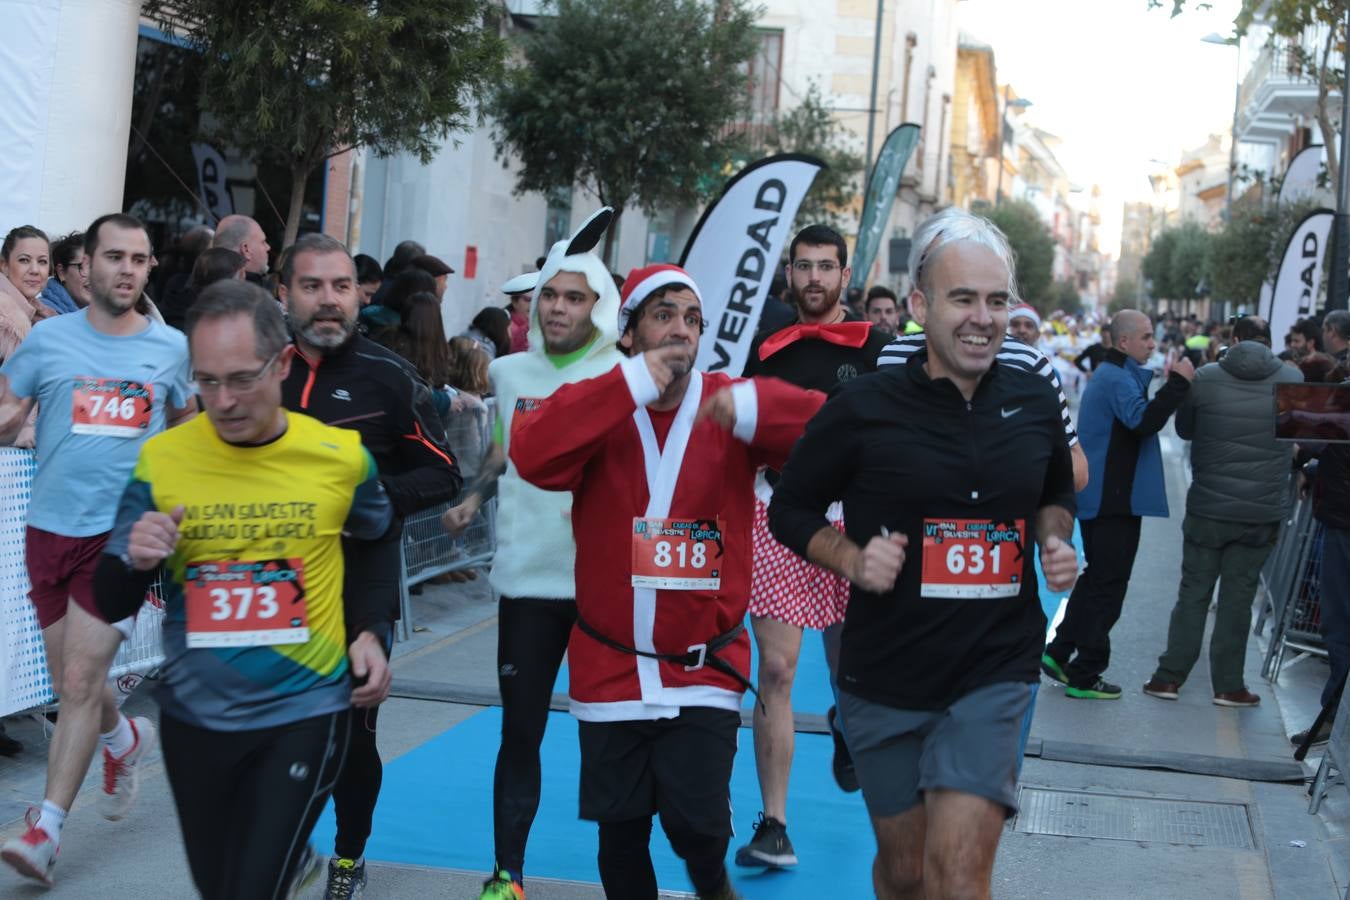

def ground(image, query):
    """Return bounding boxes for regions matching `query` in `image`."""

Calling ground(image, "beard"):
[793,282,842,318]
[296,309,356,350]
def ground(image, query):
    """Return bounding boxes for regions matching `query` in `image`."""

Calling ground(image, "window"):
[747,29,783,125]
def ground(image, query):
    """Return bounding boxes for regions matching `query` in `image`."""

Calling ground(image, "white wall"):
[359,118,550,342]
[0,0,141,236]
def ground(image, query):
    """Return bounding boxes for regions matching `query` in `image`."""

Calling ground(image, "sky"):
[958,0,1244,257]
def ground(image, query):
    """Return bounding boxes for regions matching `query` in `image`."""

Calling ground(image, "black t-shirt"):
[767,351,1076,710]
[742,310,890,391]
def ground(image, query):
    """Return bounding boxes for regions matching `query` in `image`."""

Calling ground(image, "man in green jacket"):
[1143,316,1301,706]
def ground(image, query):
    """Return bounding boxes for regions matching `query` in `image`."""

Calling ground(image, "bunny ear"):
[501,272,539,295]
[565,207,614,256]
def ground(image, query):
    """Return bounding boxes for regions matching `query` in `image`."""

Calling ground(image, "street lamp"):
[1200,32,1240,220]
[995,86,1031,205]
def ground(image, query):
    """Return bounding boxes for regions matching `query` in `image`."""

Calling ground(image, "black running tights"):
[160,709,349,900]
[493,596,577,876]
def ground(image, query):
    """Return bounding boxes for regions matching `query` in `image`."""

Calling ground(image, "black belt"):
[575,615,763,711]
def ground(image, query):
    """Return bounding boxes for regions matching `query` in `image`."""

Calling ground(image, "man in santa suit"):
[510,264,824,900]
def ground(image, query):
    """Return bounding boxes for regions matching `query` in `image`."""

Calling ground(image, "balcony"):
[1236,39,1332,143]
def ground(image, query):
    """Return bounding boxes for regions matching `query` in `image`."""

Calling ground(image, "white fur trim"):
[618,270,702,333]
[729,380,758,444]
[570,699,680,722]
[620,354,661,408]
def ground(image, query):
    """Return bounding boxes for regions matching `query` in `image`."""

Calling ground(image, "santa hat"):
[617,263,703,333]
[1009,303,1041,329]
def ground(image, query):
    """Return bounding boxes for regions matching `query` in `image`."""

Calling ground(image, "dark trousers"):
[332,627,394,860]
[1320,526,1350,711]
[161,709,349,900]
[1153,514,1278,694]
[493,596,577,877]
[1046,515,1142,687]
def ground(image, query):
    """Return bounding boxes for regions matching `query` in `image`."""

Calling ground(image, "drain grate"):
[1015,788,1255,849]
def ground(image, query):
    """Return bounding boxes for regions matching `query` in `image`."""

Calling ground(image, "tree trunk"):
[284,160,309,249]
[1317,24,1339,201]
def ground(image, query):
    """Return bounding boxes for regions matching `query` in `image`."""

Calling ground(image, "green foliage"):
[145,0,506,244]
[490,0,759,261]
[1141,223,1212,301]
[1048,279,1083,317]
[1111,277,1140,315]
[763,82,864,233]
[988,200,1054,306]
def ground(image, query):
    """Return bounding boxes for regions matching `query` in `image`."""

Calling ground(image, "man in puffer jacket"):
[1144,317,1301,707]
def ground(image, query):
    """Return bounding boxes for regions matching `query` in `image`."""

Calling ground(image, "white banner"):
[1278,145,1327,207]
[680,154,823,374]
[192,142,234,222]
[1269,209,1334,351]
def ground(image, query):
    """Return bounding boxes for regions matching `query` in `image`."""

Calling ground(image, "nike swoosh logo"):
[1001,407,1021,418]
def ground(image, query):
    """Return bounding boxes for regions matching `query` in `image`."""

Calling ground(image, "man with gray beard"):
[278,233,461,899]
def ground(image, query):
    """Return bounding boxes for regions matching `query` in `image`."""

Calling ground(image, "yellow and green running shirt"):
[106,412,392,730]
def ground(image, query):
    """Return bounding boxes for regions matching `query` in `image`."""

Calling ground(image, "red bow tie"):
[758,321,872,361]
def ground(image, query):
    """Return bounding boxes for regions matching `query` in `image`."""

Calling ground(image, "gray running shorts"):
[837,680,1033,819]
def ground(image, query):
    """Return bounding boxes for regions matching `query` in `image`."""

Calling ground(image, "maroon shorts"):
[26,526,111,629]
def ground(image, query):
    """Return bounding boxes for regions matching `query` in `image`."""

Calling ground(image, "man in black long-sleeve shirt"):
[278,234,461,899]
[769,229,1078,900]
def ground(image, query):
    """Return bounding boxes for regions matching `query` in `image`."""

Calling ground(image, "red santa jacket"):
[511,355,824,722]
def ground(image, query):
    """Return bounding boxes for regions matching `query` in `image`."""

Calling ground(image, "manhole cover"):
[1014,788,1255,849]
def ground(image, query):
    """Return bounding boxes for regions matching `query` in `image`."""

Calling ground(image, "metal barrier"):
[1308,682,1348,815]
[1254,484,1305,636]
[108,583,167,682]
[394,396,497,640]
[1261,498,1328,682]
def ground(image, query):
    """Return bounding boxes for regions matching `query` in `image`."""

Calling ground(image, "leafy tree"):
[145,0,506,245]
[490,0,759,262]
[1110,277,1140,315]
[1208,203,1283,306]
[1142,222,1212,302]
[763,82,864,233]
[1047,279,1083,317]
[1152,0,1349,197]
[988,200,1054,305]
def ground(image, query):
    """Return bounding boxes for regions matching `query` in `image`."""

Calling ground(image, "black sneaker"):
[733,813,797,868]
[1040,653,1069,685]
[1064,677,1122,700]
[1291,720,1333,747]
[826,706,859,793]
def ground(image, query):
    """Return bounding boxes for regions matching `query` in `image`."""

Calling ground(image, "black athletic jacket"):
[769,351,1076,710]
[282,334,461,518]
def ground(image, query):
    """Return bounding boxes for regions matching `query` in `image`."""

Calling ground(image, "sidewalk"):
[1,438,1348,898]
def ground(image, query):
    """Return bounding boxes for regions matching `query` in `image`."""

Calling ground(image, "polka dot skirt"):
[748,497,850,629]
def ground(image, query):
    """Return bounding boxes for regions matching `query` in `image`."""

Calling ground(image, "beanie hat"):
[1009,303,1041,329]
[618,264,702,333]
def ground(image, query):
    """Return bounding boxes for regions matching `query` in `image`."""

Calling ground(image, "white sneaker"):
[99,716,156,821]
[1,809,58,885]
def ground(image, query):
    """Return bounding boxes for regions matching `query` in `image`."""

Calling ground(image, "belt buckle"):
[684,642,708,671]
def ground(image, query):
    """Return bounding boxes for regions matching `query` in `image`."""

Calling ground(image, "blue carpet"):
[313,526,1086,894]
[310,709,871,897]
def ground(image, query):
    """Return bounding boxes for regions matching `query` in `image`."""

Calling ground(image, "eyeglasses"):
[194,352,280,393]
[791,260,840,274]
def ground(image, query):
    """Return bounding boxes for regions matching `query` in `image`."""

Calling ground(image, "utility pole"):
[862,0,884,199]
[1330,5,1350,311]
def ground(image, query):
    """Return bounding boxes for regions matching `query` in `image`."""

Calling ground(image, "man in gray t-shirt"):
[0,214,194,888]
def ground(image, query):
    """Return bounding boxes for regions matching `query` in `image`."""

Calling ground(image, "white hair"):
[908,207,1019,299]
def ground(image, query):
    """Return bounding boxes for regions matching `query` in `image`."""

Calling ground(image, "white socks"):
[36,800,66,844]
[101,714,136,758]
